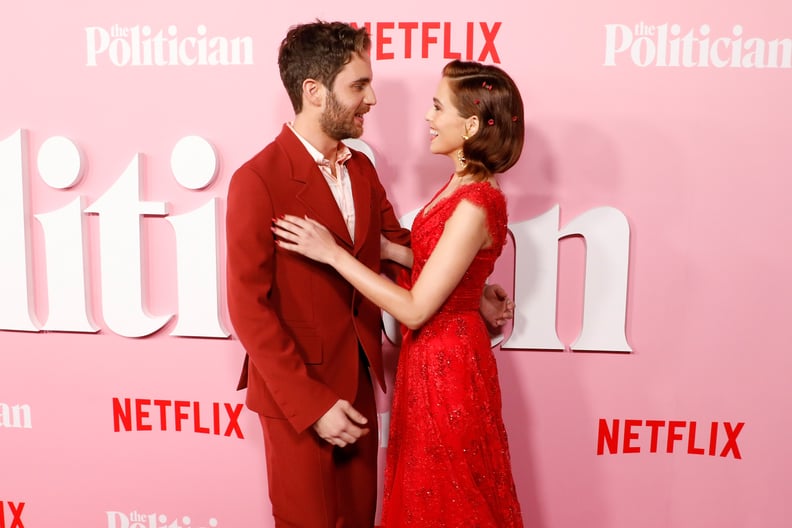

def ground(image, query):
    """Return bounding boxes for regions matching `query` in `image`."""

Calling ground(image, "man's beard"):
[320,90,364,141]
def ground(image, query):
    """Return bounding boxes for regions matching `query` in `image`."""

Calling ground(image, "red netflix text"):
[112,397,244,439]
[597,419,744,459]
[0,501,25,528]
[351,21,502,63]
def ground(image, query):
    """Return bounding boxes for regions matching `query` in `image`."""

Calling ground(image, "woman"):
[273,59,525,527]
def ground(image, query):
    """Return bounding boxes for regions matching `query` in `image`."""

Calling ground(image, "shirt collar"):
[287,122,352,167]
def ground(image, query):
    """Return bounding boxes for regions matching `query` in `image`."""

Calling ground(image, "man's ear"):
[303,79,325,108]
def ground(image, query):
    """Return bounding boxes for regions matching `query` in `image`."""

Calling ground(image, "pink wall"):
[2,2,791,527]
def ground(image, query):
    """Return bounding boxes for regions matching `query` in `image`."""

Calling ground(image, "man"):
[226,20,513,527]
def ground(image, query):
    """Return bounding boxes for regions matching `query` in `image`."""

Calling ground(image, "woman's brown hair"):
[442,60,525,179]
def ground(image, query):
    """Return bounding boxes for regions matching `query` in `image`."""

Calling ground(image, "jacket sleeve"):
[225,164,338,434]
[369,164,411,279]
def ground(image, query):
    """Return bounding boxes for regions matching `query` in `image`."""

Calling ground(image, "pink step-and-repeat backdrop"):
[2,1,791,527]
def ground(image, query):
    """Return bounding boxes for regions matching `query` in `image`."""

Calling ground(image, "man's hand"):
[312,399,370,448]
[480,283,515,334]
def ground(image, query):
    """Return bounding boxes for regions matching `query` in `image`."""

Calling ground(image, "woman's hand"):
[272,215,341,265]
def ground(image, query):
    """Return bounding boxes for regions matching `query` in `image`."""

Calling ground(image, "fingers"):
[490,302,515,327]
[272,215,326,241]
[498,305,515,326]
[271,224,298,243]
[340,400,368,426]
[313,400,371,448]
[323,427,370,448]
[280,213,306,224]
[489,283,515,317]
[271,216,313,253]
[272,215,304,234]
[338,426,370,447]
[321,424,370,448]
[304,217,326,230]
[324,401,369,447]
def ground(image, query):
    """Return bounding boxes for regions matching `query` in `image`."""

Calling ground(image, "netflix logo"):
[597,419,745,459]
[0,501,25,528]
[112,398,244,438]
[351,21,502,62]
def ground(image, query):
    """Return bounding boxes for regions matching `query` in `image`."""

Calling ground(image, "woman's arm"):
[274,200,490,330]
[379,230,513,332]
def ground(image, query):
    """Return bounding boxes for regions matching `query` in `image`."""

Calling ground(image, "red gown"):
[381,180,524,527]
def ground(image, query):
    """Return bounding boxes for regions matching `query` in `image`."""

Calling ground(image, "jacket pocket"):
[285,324,323,365]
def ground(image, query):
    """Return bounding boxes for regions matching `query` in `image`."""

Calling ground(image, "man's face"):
[320,53,376,140]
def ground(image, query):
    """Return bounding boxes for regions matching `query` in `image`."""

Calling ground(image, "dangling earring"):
[457,149,466,166]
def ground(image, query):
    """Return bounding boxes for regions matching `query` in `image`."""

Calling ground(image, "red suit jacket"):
[226,125,410,434]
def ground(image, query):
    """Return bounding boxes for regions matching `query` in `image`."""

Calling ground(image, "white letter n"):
[502,205,632,352]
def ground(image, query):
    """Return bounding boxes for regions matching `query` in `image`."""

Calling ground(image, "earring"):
[457,149,466,166]
[462,134,469,141]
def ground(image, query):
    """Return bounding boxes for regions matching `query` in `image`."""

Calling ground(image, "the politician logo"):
[85,24,253,67]
[0,403,32,429]
[604,23,792,68]
[113,397,244,438]
[106,510,218,528]
[0,501,25,528]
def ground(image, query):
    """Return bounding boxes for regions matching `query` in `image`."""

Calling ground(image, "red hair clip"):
[487,118,495,126]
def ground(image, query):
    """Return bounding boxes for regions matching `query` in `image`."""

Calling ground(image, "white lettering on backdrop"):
[0,129,228,338]
[0,130,630,351]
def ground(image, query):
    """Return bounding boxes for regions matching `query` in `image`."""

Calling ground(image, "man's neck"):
[292,114,339,163]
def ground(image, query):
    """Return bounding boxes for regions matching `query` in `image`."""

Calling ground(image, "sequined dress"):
[381,180,523,527]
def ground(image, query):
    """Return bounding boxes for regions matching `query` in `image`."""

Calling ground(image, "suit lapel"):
[277,126,354,248]
[348,154,372,256]
[295,169,354,249]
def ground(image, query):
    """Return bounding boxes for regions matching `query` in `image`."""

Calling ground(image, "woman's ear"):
[466,115,480,137]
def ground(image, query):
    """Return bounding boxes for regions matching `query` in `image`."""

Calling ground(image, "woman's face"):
[425,76,468,159]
